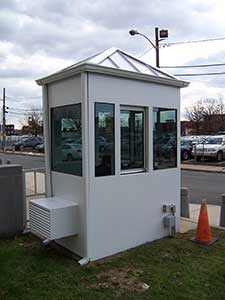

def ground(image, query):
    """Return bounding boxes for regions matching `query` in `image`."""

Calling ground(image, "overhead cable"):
[162,62,225,68]
[174,71,225,76]
[162,37,225,47]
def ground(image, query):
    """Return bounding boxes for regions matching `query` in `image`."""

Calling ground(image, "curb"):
[0,150,44,158]
[181,166,225,174]
[180,217,225,231]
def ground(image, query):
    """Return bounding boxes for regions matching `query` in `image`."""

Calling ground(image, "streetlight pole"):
[155,27,159,68]
[129,27,168,68]
[2,88,6,152]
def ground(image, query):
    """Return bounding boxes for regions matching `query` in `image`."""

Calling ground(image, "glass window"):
[153,107,177,170]
[205,137,222,145]
[95,103,115,177]
[120,107,145,172]
[51,104,82,176]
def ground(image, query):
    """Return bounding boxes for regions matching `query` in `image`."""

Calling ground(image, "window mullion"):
[120,106,146,174]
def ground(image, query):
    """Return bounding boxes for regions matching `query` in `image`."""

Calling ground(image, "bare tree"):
[217,97,225,114]
[202,97,225,134]
[21,108,43,136]
[184,97,225,135]
[184,100,204,135]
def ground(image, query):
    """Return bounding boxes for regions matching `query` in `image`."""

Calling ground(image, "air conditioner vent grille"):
[29,197,79,241]
[30,203,51,239]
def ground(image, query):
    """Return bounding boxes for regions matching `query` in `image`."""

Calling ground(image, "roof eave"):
[36,63,189,88]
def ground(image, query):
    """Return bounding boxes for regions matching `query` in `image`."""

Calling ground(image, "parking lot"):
[0,135,44,153]
[181,134,225,164]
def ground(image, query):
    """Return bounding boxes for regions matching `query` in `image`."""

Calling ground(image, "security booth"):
[32,47,189,262]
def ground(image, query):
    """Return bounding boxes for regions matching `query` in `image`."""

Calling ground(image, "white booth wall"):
[46,74,88,257]
[87,73,181,260]
[45,71,181,261]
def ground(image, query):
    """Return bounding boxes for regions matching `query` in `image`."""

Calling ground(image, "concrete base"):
[180,217,197,233]
[190,203,221,226]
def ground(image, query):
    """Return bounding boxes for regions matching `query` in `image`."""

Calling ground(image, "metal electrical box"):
[163,215,176,228]
[30,197,79,240]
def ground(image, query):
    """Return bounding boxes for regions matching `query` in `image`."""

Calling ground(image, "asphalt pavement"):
[1,152,224,206]
[181,170,225,205]
[0,152,45,169]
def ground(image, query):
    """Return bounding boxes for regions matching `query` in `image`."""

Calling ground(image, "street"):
[0,152,45,169]
[1,152,224,205]
[181,170,225,205]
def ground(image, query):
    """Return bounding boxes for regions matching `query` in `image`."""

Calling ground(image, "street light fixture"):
[129,27,168,68]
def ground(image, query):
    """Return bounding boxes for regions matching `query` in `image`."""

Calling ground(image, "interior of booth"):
[50,102,178,178]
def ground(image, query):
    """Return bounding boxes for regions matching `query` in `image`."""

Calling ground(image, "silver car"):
[192,135,225,161]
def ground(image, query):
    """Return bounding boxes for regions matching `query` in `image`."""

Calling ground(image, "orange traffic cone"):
[192,199,216,245]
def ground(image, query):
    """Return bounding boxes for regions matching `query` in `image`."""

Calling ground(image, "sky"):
[1,0,225,128]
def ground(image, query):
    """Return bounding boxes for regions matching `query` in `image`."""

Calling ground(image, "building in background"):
[181,115,225,136]
[203,114,225,135]
[0,124,15,136]
[181,121,192,136]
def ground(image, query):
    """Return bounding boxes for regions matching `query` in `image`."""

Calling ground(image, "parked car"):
[181,140,193,160]
[216,131,225,135]
[181,135,209,145]
[192,135,225,161]
[61,143,82,161]
[14,136,43,151]
[36,142,45,153]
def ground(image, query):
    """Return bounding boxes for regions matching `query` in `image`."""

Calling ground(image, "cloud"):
[0,0,17,10]
[0,0,225,127]
[1,0,222,59]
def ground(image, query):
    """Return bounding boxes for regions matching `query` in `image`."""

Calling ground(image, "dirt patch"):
[92,268,149,293]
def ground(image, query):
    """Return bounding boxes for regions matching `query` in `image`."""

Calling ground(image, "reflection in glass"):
[121,109,145,171]
[51,104,82,176]
[153,107,177,170]
[95,103,115,177]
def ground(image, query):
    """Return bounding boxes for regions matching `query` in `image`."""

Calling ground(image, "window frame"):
[94,102,115,177]
[50,103,82,177]
[153,107,177,171]
[120,105,147,175]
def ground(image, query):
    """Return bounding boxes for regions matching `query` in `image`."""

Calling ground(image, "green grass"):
[1,229,225,300]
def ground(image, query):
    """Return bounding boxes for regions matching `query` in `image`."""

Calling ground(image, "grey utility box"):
[0,164,25,237]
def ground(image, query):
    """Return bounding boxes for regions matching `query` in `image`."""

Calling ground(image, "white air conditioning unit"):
[30,197,79,240]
